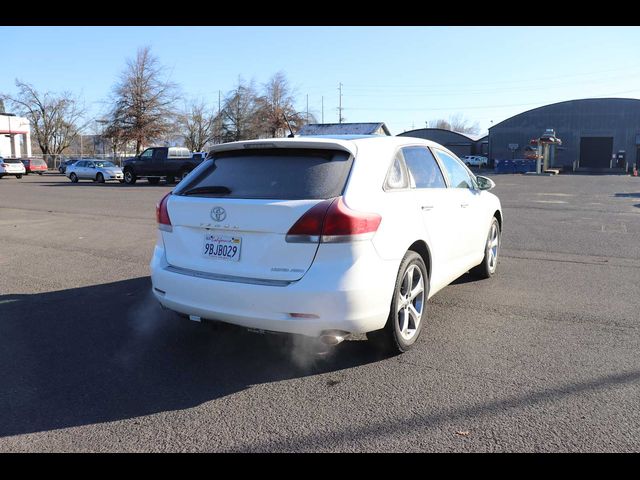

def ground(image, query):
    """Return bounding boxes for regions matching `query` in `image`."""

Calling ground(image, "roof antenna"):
[283,112,295,138]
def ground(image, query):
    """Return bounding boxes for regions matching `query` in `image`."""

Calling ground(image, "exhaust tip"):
[319,330,349,346]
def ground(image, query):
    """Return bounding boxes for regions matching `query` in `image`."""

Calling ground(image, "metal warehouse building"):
[489,98,640,172]
[397,128,488,158]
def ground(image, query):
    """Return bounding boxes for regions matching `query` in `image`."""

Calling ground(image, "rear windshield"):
[2,158,22,164]
[174,148,353,200]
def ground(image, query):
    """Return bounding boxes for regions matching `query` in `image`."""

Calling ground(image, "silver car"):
[66,160,124,183]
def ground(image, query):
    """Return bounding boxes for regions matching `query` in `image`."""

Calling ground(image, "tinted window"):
[434,150,474,189]
[402,147,447,189]
[174,148,353,200]
[76,161,85,167]
[385,151,409,190]
[140,149,153,159]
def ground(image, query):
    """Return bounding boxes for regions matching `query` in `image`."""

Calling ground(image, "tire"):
[165,175,176,184]
[471,217,501,279]
[367,251,429,354]
[16,174,22,179]
[123,169,137,185]
[96,172,105,183]
[38,172,43,176]
[178,169,190,182]
[147,177,160,185]
[70,173,78,183]
[0,175,4,179]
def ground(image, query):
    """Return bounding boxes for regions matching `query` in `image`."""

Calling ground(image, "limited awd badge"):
[210,206,227,222]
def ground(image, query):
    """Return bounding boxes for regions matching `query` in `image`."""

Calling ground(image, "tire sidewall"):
[387,251,429,352]
[484,218,501,277]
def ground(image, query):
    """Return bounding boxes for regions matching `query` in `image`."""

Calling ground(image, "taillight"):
[286,197,381,243]
[156,192,172,232]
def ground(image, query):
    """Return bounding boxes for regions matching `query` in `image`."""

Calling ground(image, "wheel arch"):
[493,210,503,230]
[407,240,432,281]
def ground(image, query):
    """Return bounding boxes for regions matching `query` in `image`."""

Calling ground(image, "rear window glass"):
[174,148,353,200]
[2,158,22,164]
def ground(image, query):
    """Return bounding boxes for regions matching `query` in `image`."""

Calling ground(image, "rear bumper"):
[150,238,399,338]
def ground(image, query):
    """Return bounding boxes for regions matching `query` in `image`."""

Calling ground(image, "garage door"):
[579,137,613,168]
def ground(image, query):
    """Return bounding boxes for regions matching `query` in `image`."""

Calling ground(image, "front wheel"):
[38,172,43,176]
[96,172,105,183]
[471,217,501,279]
[70,173,78,183]
[123,169,137,185]
[367,251,429,354]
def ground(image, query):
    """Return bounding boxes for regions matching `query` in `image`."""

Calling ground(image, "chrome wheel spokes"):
[396,265,425,341]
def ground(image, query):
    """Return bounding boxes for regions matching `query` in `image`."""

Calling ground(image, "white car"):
[150,136,502,353]
[0,156,26,179]
[66,159,124,183]
[462,155,488,167]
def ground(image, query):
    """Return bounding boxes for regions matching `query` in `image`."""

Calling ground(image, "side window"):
[153,149,165,161]
[402,146,447,189]
[76,161,85,168]
[140,149,153,160]
[87,162,95,168]
[434,149,475,189]
[384,151,409,190]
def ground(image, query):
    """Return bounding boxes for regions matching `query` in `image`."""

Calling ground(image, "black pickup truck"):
[122,147,206,185]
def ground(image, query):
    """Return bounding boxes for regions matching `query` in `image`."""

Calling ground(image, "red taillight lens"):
[156,192,172,231]
[285,199,333,242]
[286,197,381,243]
[322,197,382,238]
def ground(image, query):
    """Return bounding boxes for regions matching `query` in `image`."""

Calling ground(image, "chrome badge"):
[210,206,227,222]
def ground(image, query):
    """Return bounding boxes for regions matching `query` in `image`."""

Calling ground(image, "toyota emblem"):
[211,207,227,222]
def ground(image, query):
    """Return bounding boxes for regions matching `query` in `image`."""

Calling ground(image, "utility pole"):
[338,83,343,124]
[306,94,309,124]
[217,90,222,144]
[321,96,324,124]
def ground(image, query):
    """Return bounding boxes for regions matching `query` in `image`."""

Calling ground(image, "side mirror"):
[476,175,495,191]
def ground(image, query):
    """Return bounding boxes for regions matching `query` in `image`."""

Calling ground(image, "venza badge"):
[210,206,227,222]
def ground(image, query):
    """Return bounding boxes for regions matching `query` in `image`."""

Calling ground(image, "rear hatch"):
[162,144,355,282]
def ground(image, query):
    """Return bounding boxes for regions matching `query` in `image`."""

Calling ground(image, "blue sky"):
[3,26,640,136]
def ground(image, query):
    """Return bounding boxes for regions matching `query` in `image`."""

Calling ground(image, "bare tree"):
[220,78,259,142]
[254,71,306,138]
[178,100,216,151]
[2,80,87,156]
[430,114,480,135]
[107,46,179,154]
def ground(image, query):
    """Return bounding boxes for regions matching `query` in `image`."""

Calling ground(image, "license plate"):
[203,233,241,261]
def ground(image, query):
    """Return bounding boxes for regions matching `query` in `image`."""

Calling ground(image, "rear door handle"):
[421,205,434,211]
[460,203,469,208]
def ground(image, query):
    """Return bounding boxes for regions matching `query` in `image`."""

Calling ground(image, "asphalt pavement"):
[0,172,639,452]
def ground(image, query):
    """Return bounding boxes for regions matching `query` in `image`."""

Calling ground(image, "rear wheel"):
[471,217,501,279]
[165,175,176,184]
[179,169,190,181]
[38,172,43,176]
[70,173,78,183]
[147,177,160,185]
[367,251,428,354]
[16,174,22,179]
[123,169,137,185]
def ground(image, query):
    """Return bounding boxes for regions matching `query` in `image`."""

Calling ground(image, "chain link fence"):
[31,154,136,171]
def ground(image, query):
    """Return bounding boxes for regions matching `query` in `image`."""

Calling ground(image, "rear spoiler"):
[209,138,358,159]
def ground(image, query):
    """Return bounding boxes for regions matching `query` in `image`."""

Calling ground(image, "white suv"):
[150,136,502,353]
[0,156,26,179]
[461,155,488,167]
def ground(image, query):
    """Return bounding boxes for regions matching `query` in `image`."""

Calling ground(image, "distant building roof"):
[297,122,391,136]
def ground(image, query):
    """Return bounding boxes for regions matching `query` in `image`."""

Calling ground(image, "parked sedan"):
[21,158,48,175]
[0,156,26,179]
[461,155,488,167]
[66,160,124,183]
[58,159,79,174]
[150,136,502,354]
